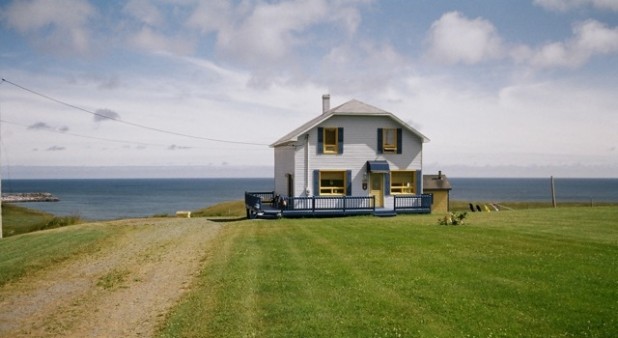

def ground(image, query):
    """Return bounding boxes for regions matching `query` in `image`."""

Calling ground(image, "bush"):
[438,212,467,225]
[42,215,82,230]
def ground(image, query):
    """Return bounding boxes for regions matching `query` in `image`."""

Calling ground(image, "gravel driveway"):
[0,218,221,337]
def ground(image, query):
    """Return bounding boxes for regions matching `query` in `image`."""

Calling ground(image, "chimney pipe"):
[438,171,442,179]
[322,94,330,114]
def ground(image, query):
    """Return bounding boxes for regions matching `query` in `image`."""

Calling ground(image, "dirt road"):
[0,218,221,337]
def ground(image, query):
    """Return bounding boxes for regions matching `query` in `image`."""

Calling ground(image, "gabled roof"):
[271,99,430,147]
[423,174,452,191]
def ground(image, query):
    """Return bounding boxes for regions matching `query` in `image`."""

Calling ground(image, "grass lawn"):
[2,204,54,237]
[159,206,618,337]
[2,204,82,237]
[0,223,117,287]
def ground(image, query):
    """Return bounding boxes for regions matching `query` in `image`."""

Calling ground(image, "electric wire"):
[0,119,268,152]
[0,119,176,148]
[1,78,270,147]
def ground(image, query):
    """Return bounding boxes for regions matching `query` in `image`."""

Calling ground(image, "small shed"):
[423,171,452,213]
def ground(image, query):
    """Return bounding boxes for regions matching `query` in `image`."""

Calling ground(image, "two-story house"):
[269,95,430,213]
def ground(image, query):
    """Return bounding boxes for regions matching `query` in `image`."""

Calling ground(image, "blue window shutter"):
[396,128,403,154]
[313,170,320,196]
[338,127,344,154]
[416,170,422,195]
[317,128,323,154]
[346,170,352,196]
[377,128,383,154]
[385,173,391,195]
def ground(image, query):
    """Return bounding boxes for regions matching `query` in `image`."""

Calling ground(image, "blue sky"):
[1,0,617,178]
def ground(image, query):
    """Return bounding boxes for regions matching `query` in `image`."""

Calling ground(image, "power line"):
[0,119,268,152]
[1,78,270,147]
[0,119,174,148]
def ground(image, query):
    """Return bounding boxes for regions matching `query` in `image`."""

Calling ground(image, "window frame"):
[319,170,346,196]
[382,128,398,153]
[323,127,338,154]
[390,170,416,195]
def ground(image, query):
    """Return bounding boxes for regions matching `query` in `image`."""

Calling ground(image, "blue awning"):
[366,160,390,173]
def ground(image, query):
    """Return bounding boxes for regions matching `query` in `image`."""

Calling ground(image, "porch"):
[244,192,432,219]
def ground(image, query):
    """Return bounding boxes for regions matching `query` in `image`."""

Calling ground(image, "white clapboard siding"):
[273,115,424,197]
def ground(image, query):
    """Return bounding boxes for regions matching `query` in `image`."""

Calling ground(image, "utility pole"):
[550,176,557,208]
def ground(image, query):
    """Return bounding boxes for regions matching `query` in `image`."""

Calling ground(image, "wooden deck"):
[245,192,431,219]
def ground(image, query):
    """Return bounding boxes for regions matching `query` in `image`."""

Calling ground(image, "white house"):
[270,95,430,211]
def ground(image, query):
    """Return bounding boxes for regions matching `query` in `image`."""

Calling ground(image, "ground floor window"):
[391,171,416,194]
[319,171,346,195]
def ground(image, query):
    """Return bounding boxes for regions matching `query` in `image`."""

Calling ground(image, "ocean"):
[2,177,617,220]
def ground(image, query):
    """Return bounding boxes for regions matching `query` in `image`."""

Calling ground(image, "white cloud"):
[534,0,618,12]
[0,0,96,55]
[424,12,618,70]
[188,0,365,67]
[425,11,503,65]
[320,40,407,94]
[127,26,194,54]
[122,0,164,26]
[121,0,195,55]
[526,20,618,68]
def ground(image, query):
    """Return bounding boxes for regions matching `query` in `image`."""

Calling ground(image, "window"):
[323,128,338,153]
[390,171,416,195]
[377,128,402,154]
[317,127,344,154]
[383,128,397,153]
[319,171,346,195]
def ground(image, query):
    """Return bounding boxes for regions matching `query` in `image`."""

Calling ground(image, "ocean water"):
[2,178,273,221]
[449,178,618,203]
[2,177,617,220]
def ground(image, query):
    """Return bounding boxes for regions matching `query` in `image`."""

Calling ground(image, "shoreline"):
[1,192,60,203]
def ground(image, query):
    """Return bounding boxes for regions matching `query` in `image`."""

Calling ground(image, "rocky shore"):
[1,192,60,203]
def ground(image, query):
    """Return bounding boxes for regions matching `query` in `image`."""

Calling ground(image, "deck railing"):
[393,194,433,213]
[286,196,375,212]
[245,192,432,218]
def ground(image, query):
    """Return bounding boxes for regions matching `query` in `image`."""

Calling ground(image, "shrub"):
[438,212,467,225]
[42,215,82,230]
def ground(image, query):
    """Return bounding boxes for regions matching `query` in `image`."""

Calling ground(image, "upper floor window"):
[377,128,402,154]
[323,128,338,154]
[383,128,397,153]
[317,127,344,154]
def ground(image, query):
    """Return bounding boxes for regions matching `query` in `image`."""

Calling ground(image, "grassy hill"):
[2,204,81,237]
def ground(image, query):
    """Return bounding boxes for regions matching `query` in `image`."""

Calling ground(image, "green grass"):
[2,204,82,237]
[0,223,116,287]
[192,200,246,217]
[450,200,618,211]
[97,268,130,290]
[159,206,618,337]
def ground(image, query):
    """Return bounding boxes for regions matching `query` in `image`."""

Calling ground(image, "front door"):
[370,173,384,208]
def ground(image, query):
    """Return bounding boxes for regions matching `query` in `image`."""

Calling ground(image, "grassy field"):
[2,203,82,237]
[0,222,116,287]
[159,206,618,337]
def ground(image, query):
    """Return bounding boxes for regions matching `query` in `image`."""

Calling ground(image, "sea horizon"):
[2,177,617,221]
